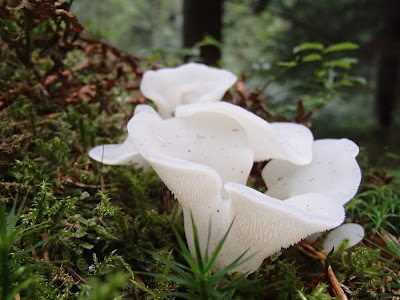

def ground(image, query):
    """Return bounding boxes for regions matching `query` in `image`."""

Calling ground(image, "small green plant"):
[146,214,252,299]
[297,283,335,300]
[21,181,76,235]
[0,197,55,299]
[77,272,129,300]
[370,233,400,298]
[276,261,304,300]
[279,41,364,92]
[266,41,365,121]
[346,184,400,233]
[95,191,127,233]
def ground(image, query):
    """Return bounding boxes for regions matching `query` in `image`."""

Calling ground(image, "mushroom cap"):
[222,182,345,273]
[87,105,157,167]
[128,109,254,203]
[176,102,313,165]
[140,63,237,118]
[88,137,149,167]
[262,139,362,205]
[323,223,365,253]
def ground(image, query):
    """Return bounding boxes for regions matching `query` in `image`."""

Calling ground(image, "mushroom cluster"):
[89,63,362,274]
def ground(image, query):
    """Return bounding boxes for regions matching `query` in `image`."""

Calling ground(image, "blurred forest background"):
[72,0,400,162]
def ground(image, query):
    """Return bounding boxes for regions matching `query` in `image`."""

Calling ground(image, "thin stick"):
[327,265,348,300]
[298,241,348,299]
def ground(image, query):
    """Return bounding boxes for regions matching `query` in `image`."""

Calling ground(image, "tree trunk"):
[374,0,400,127]
[183,0,223,66]
[375,43,399,127]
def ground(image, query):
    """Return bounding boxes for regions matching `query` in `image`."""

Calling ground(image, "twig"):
[162,189,173,215]
[134,274,144,285]
[327,265,348,300]
[298,241,348,299]
[68,267,87,284]
[66,178,115,189]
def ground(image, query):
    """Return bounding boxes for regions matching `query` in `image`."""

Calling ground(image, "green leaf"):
[325,42,359,53]
[147,251,195,282]
[80,191,90,200]
[201,35,221,47]
[170,223,200,273]
[277,61,297,68]
[293,42,324,53]
[204,217,237,273]
[333,78,354,88]
[302,53,323,62]
[74,228,87,238]
[386,152,400,160]
[190,213,205,273]
[349,76,367,85]
[323,57,358,69]
[80,242,94,250]
[168,292,202,299]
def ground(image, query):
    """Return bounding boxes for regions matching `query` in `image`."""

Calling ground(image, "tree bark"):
[183,0,223,66]
[375,43,399,127]
[374,0,400,127]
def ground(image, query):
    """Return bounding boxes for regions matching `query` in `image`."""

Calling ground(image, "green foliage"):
[379,243,400,297]
[95,191,127,233]
[21,181,76,231]
[35,137,71,170]
[258,40,365,122]
[294,42,359,54]
[276,261,304,300]
[0,198,55,300]
[77,272,129,300]
[346,184,400,233]
[366,233,400,298]
[337,246,380,281]
[297,283,335,300]
[8,96,37,127]
[324,42,359,53]
[282,41,364,91]
[62,105,97,151]
[145,215,252,299]
[293,43,325,54]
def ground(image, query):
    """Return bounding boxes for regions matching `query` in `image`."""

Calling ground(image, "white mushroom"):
[322,223,365,253]
[128,110,253,260]
[141,63,237,118]
[87,137,148,167]
[176,102,313,165]
[89,63,236,166]
[128,107,360,274]
[262,139,361,205]
[224,183,345,273]
[88,105,159,167]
